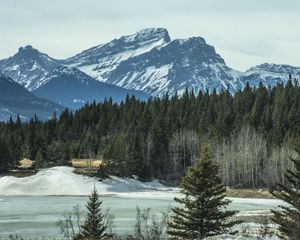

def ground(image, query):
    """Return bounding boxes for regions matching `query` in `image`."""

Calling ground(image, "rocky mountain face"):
[0,28,299,105]
[33,66,150,109]
[0,74,64,121]
[103,37,242,95]
[62,28,242,95]
[63,28,171,82]
[62,28,299,95]
[0,45,59,91]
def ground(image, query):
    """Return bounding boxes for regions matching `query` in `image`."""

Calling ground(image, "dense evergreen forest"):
[0,78,299,189]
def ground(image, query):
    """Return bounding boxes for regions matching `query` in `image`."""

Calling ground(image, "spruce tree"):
[75,188,109,240]
[0,138,12,173]
[168,146,239,240]
[35,149,47,169]
[271,141,300,240]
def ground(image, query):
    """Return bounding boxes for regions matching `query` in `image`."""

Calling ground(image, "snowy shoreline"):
[0,167,283,239]
[0,166,284,215]
[0,167,278,201]
[0,166,178,196]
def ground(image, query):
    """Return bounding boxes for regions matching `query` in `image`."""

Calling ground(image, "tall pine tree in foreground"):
[168,146,239,240]
[271,140,300,240]
[75,188,109,240]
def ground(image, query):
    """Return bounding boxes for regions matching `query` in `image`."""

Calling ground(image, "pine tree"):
[75,188,109,240]
[0,138,12,173]
[168,146,239,240]
[35,149,47,169]
[271,141,300,240]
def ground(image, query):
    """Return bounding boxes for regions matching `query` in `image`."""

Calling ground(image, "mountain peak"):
[18,45,35,52]
[14,45,57,65]
[0,45,60,91]
[64,28,171,76]
[132,28,171,43]
[174,36,206,45]
[16,45,41,58]
[115,27,171,46]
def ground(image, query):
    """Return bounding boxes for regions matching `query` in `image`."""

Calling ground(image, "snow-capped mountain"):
[0,28,299,101]
[63,28,243,95]
[63,28,170,81]
[0,45,59,91]
[63,28,171,81]
[33,66,150,109]
[0,74,64,121]
[104,37,243,95]
[241,63,300,88]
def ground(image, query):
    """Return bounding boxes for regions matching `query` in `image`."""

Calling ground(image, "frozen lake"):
[0,195,282,238]
[0,167,283,238]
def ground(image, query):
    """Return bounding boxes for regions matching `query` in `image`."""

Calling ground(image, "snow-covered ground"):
[204,234,277,240]
[0,166,284,214]
[0,167,283,239]
[0,166,177,197]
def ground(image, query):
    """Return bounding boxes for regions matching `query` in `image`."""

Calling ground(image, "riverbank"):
[0,167,282,239]
[3,167,274,199]
[226,188,273,199]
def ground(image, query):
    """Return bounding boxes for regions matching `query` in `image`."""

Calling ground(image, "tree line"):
[57,142,300,240]
[0,78,299,188]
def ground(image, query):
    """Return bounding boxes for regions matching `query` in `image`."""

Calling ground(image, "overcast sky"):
[1,0,299,71]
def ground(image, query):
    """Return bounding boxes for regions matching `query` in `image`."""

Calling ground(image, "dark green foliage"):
[271,140,300,240]
[0,138,13,173]
[75,188,110,240]
[168,146,240,239]
[0,79,299,185]
[35,149,47,169]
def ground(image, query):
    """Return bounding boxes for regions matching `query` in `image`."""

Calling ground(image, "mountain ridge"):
[61,28,300,95]
[1,28,299,99]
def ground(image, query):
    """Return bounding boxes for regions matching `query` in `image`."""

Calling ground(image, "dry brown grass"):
[71,159,102,168]
[226,188,274,199]
[17,158,35,169]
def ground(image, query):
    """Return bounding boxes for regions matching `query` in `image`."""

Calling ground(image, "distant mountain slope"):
[0,74,64,121]
[241,63,300,88]
[33,66,150,109]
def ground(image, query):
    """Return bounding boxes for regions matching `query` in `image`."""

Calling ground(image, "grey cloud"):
[0,0,299,71]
